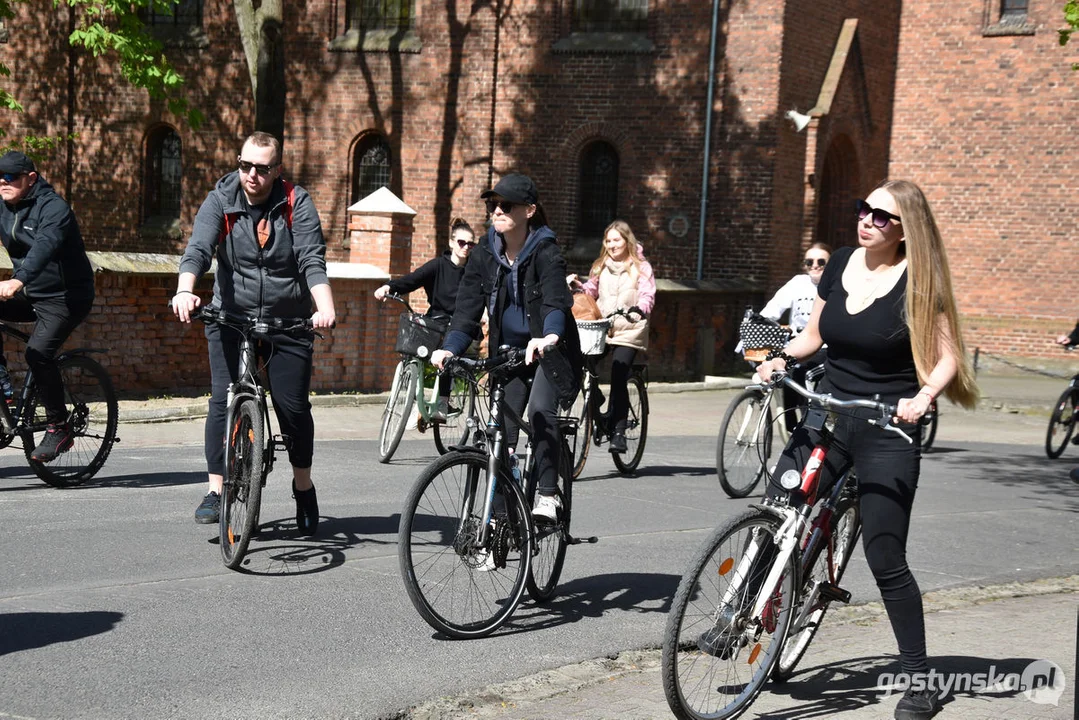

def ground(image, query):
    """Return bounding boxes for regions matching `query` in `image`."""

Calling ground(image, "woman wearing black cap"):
[432,173,582,522]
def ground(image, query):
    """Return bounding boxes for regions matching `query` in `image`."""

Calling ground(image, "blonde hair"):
[590,219,642,279]
[880,180,978,409]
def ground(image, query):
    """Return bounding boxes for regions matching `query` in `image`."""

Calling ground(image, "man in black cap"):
[0,150,95,461]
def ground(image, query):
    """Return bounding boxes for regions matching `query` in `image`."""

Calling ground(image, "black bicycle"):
[567,307,649,478]
[0,320,119,487]
[195,307,321,569]
[1046,345,1078,459]
[398,346,595,638]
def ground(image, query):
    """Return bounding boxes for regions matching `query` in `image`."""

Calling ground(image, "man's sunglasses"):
[803,258,828,268]
[856,199,901,229]
[237,157,278,177]
[484,199,518,214]
[0,172,26,183]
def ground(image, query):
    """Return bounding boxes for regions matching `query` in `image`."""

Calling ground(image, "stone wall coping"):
[0,250,389,281]
[346,187,417,216]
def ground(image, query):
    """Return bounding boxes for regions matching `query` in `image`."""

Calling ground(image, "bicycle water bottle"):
[508,453,522,486]
[0,365,13,405]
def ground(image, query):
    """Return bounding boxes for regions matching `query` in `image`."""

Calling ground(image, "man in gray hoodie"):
[171,132,336,535]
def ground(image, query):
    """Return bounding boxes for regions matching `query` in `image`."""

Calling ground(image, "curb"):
[401,575,1079,720]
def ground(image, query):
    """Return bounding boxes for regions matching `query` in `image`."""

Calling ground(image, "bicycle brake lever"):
[870,417,914,445]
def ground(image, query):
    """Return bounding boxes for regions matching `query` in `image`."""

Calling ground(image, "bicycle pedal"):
[817,581,851,604]
[567,535,599,545]
[271,435,291,451]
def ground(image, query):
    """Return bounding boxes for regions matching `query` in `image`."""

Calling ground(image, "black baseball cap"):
[0,151,36,175]
[480,173,538,205]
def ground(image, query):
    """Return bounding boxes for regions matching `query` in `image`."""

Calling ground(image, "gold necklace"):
[847,262,904,312]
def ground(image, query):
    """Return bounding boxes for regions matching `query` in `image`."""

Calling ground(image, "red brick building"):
[0,0,1074,393]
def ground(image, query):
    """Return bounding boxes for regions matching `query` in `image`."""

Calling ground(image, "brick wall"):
[889,1,1079,359]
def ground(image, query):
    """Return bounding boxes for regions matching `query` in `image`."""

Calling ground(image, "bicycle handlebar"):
[382,293,414,313]
[750,373,913,444]
[606,306,647,323]
[194,306,325,337]
[444,346,525,377]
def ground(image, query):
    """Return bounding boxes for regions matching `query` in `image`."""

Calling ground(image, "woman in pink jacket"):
[568,220,656,452]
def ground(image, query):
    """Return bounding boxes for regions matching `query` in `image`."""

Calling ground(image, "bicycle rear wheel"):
[716,389,773,499]
[1045,387,1077,459]
[24,354,119,488]
[772,490,861,681]
[219,398,264,570]
[527,437,572,602]
[567,377,592,479]
[662,508,797,720]
[399,451,531,639]
[921,404,939,453]
[612,374,648,474]
[379,360,416,463]
[433,373,477,455]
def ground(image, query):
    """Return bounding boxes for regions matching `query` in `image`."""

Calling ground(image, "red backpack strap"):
[218,212,239,244]
[282,179,295,229]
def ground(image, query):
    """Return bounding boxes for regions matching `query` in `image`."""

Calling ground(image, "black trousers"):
[767,409,928,675]
[204,323,315,476]
[605,344,637,433]
[0,293,92,423]
[501,362,561,494]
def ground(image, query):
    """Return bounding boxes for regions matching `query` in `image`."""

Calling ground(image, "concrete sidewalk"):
[406,577,1078,720]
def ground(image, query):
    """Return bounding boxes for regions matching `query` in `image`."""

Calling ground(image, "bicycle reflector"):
[780,469,801,491]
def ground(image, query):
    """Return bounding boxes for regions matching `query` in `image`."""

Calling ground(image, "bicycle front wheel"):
[379,360,417,463]
[219,398,265,569]
[772,490,861,681]
[612,374,648,474]
[527,438,572,602]
[662,509,797,720]
[25,354,119,488]
[433,373,477,455]
[716,389,773,499]
[398,451,531,639]
[1045,387,1077,459]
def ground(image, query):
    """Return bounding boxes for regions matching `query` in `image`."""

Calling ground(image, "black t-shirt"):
[817,246,918,403]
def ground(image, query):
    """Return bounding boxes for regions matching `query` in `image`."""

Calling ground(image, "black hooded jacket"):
[0,177,94,300]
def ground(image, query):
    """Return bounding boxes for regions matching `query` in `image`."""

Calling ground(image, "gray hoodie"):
[179,172,328,319]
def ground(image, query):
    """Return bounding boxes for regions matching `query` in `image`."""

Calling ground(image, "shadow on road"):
[925,444,1079,512]
[575,464,716,483]
[0,611,124,656]
[211,513,401,576]
[75,471,207,489]
[764,653,1044,718]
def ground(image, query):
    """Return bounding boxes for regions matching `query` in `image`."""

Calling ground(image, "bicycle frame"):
[223,328,278,478]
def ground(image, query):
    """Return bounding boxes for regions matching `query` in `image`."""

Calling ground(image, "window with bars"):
[145,127,183,220]
[144,0,203,28]
[352,135,392,203]
[349,0,414,32]
[1000,0,1028,17]
[573,0,648,33]
[578,141,619,238]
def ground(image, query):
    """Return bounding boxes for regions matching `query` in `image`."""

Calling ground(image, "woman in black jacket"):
[432,174,581,522]
[374,217,476,420]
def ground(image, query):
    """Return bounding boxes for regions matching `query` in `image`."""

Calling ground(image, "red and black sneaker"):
[31,423,74,462]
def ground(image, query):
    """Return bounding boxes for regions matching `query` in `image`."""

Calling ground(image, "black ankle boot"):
[894,687,941,720]
[292,479,319,536]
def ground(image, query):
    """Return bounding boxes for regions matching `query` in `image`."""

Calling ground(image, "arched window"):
[578,141,619,238]
[145,126,182,220]
[352,134,392,203]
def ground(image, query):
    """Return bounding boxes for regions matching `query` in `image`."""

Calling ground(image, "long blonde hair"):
[590,219,642,279]
[881,180,978,409]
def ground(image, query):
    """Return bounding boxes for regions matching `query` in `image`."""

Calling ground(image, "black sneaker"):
[608,431,627,453]
[195,492,221,524]
[894,687,942,720]
[31,423,74,462]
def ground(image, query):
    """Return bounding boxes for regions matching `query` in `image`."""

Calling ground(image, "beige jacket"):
[585,257,653,350]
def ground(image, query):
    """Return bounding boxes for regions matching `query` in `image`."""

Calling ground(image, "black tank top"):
[817,246,918,404]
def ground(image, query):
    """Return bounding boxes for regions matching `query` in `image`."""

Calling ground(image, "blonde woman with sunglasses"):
[757,180,977,720]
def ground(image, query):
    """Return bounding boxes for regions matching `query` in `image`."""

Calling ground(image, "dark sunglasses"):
[237,157,278,177]
[0,172,26,183]
[803,258,827,268]
[856,199,901,229]
[484,199,518,214]
[456,239,477,249]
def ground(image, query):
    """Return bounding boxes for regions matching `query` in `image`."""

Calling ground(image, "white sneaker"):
[532,494,561,522]
[470,549,497,572]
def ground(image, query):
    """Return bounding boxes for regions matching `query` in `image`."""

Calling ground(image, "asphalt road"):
[1,390,1077,719]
